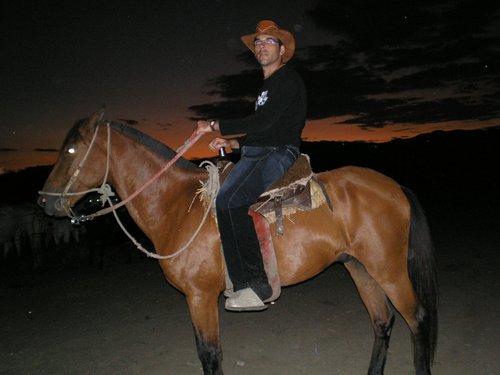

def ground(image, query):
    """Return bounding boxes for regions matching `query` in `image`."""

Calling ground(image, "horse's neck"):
[109,135,202,197]
[106,135,207,236]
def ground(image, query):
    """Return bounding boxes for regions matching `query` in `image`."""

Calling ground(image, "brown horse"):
[38,111,437,375]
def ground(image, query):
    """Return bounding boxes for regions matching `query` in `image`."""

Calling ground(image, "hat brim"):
[241,29,295,63]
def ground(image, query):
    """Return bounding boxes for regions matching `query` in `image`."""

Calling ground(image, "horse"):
[38,111,438,375]
[0,202,43,266]
[45,216,85,246]
[0,204,20,258]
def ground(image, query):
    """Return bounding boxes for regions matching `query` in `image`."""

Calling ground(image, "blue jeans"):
[216,145,299,299]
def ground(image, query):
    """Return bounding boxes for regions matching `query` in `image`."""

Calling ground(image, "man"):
[196,20,306,311]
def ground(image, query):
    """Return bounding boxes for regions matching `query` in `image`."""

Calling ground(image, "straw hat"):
[241,20,296,63]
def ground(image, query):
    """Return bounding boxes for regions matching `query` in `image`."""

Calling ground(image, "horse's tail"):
[402,186,438,364]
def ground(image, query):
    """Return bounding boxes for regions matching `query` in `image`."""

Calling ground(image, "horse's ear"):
[87,107,105,127]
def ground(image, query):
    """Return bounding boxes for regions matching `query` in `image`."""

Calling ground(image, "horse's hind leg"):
[186,292,223,375]
[344,257,395,375]
[379,279,433,375]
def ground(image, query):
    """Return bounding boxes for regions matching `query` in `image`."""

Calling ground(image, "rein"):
[39,122,216,260]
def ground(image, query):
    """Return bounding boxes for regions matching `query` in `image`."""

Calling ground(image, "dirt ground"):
[1,211,499,375]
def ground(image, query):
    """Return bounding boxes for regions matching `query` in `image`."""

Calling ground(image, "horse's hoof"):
[225,288,268,312]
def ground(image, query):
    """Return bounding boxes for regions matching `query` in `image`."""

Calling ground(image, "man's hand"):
[209,137,239,151]
[195,120,218,135]
[195,121,239,151]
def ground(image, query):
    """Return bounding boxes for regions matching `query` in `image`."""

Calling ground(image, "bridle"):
[38,121,218,260]
[39,121,113,222]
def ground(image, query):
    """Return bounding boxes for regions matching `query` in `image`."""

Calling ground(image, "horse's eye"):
[66,146,77,155]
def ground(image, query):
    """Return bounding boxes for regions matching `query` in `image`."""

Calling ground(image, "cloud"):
[156,122,175,130]
[189,0,500,128]
[304,0,500,125]
[34,148,58,153]
[117,118,139,126]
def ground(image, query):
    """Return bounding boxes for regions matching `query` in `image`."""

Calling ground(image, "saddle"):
[216,154,331,235]
[251,154,327,235]
[216,154,333,302]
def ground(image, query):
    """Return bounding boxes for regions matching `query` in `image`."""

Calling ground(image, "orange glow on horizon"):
[301,116,500,143]
[1,117,498,173]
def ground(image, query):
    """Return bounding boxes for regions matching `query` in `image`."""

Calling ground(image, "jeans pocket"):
[266,147,296,178]
[285,146,299,161]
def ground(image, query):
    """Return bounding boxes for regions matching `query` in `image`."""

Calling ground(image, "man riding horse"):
[196,20,306,311]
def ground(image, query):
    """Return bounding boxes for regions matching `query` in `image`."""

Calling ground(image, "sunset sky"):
[2,0,499,173]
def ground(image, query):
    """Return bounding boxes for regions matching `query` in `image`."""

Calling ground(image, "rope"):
[107,161,219,260]
[39,127,202,220]
[40,124,219,260]
[95,130,203,216]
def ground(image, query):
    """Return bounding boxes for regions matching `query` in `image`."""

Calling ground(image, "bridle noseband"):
[38,121,216,260]
[39,120,114,223]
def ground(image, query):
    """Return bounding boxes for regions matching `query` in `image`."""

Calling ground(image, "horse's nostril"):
[54,198,69,212]
[37,196,46,207]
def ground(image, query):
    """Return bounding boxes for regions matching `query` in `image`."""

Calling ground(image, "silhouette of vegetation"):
[0,166,52,204]
[2,127,498,210]
[1,127,498,274]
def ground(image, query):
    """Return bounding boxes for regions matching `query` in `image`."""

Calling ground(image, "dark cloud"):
[34,148,58,153]
[189,68,261,120]
[157,122,174,130]
[190,0,500,128]
[117,119,139,126]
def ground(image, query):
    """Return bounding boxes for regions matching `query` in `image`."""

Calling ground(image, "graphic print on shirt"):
[255,90,269,111]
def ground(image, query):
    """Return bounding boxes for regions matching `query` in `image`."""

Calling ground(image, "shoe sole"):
[225,304,269,312]
[223,291,276,303]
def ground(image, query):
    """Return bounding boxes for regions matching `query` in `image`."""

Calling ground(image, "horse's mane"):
[64,118,200,171]
[64,118,88,146]
[109,122,200,171]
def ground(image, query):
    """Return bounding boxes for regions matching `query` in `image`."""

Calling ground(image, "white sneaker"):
[225,288,268,312]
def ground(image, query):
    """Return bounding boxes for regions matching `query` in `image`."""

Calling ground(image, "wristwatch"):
[209,120,216,131]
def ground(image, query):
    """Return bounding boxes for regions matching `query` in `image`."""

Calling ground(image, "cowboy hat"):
[241,20,296,63]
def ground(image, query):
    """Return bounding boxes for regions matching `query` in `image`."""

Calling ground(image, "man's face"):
[253,34,285,67]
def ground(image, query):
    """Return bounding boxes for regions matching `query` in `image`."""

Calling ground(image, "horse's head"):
[38,109,109,217]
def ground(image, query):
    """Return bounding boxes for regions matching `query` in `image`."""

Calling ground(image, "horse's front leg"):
[186,291,223,375]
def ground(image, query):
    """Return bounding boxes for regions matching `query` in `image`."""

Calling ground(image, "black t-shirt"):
[218,65,306,148]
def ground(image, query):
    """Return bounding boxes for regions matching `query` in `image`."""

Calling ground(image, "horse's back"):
[318,165,409,217]
[319,165,405,199]
[317,165,411,268]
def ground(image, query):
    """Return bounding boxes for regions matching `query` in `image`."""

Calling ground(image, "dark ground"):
[1,127,499,374]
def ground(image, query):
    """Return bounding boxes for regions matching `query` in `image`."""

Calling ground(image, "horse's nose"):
[37,195,46,208]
